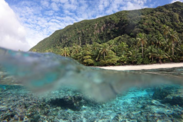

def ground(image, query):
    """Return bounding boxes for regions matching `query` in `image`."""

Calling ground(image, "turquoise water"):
[0,47,183,121]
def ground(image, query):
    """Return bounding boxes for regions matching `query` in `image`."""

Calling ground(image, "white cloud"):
[4,0,151,51]
[41,0,50,8]
[99,0,147,14]
[0,0,30,51]
[98,0,109,11]
[51,2,60,11]
[44,10,54,16]
[171,0,183,3]
[121,0,147,10]
[60,0,69,3]
[122,1,146,10]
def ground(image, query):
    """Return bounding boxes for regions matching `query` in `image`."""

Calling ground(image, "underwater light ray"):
[0,47,183,103]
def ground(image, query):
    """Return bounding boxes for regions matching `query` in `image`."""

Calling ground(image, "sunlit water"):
[0,47,183,122]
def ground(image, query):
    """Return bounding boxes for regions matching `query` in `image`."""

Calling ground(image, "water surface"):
[0,47,183,121]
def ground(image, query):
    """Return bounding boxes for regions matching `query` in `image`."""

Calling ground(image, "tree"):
[92,42,100,50]
[31,49,37,52]
[60,47,70,57]
[104,50,119,65]
[91,42,100,58]
[72,44,81,55]
[153,33,166,49]
[155,49,169,63]
[83,44,92,51]
[146,45,156,62]
[45,48,53,53]
[117,42,128,56]
[168,29,179,56]
[82,51,95,65]
[177,44,183,61]
[128,48,140,64]
[96,43,112,61]
[137,33,147,57]
[118,55,128,64]
[162,25,170,39]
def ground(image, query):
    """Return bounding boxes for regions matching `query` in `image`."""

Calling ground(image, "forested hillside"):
[30,2,183,66]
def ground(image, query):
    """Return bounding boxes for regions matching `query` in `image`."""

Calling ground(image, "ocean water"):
[0,47,183,122]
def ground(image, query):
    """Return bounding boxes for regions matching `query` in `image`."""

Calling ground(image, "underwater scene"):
[0,47,183,122]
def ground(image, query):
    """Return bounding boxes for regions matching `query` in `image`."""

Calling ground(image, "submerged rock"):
[152,88,170,100]
[153,86,183,107]
[48,95,84,111]
[162,89,183,106]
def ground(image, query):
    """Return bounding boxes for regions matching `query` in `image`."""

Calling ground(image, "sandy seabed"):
[99,62,183,71]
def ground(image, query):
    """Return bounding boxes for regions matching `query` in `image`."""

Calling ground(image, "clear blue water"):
[0,47,183,121]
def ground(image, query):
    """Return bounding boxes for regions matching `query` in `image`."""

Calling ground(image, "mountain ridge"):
[29,2,183,66]
[30,2,183,52]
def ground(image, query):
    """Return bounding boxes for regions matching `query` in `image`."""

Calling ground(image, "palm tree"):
[104,50,119,65]
[118,55,128,64]
[162,25,170,39]
[60,47,70,57]
[96,43,112,61]
[146,45,156,62]
[111,45,118,54]
[92,42,100,51]
[164,42,172,56]
[91,42,100,58]
[45,48,53,53]
[83,44,92,51]
[82,51,94,65]
[153,33,166,49]
[177,44,183,61]
[73,51,83,62]
[128,48,140,64]
[168,29,179,56]
[70,44,81,57]
[155,49,169,63]
[137,33,147,57]
[117,42,128,56]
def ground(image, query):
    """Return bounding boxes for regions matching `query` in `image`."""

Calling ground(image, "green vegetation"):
[30,2,183,66]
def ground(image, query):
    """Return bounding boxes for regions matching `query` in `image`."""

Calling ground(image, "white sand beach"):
[99,62,183,71]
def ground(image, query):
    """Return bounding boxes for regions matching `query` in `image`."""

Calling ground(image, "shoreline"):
[98,62,183,71]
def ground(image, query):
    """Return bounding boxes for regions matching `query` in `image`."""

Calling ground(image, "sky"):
[0,0,182,51]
